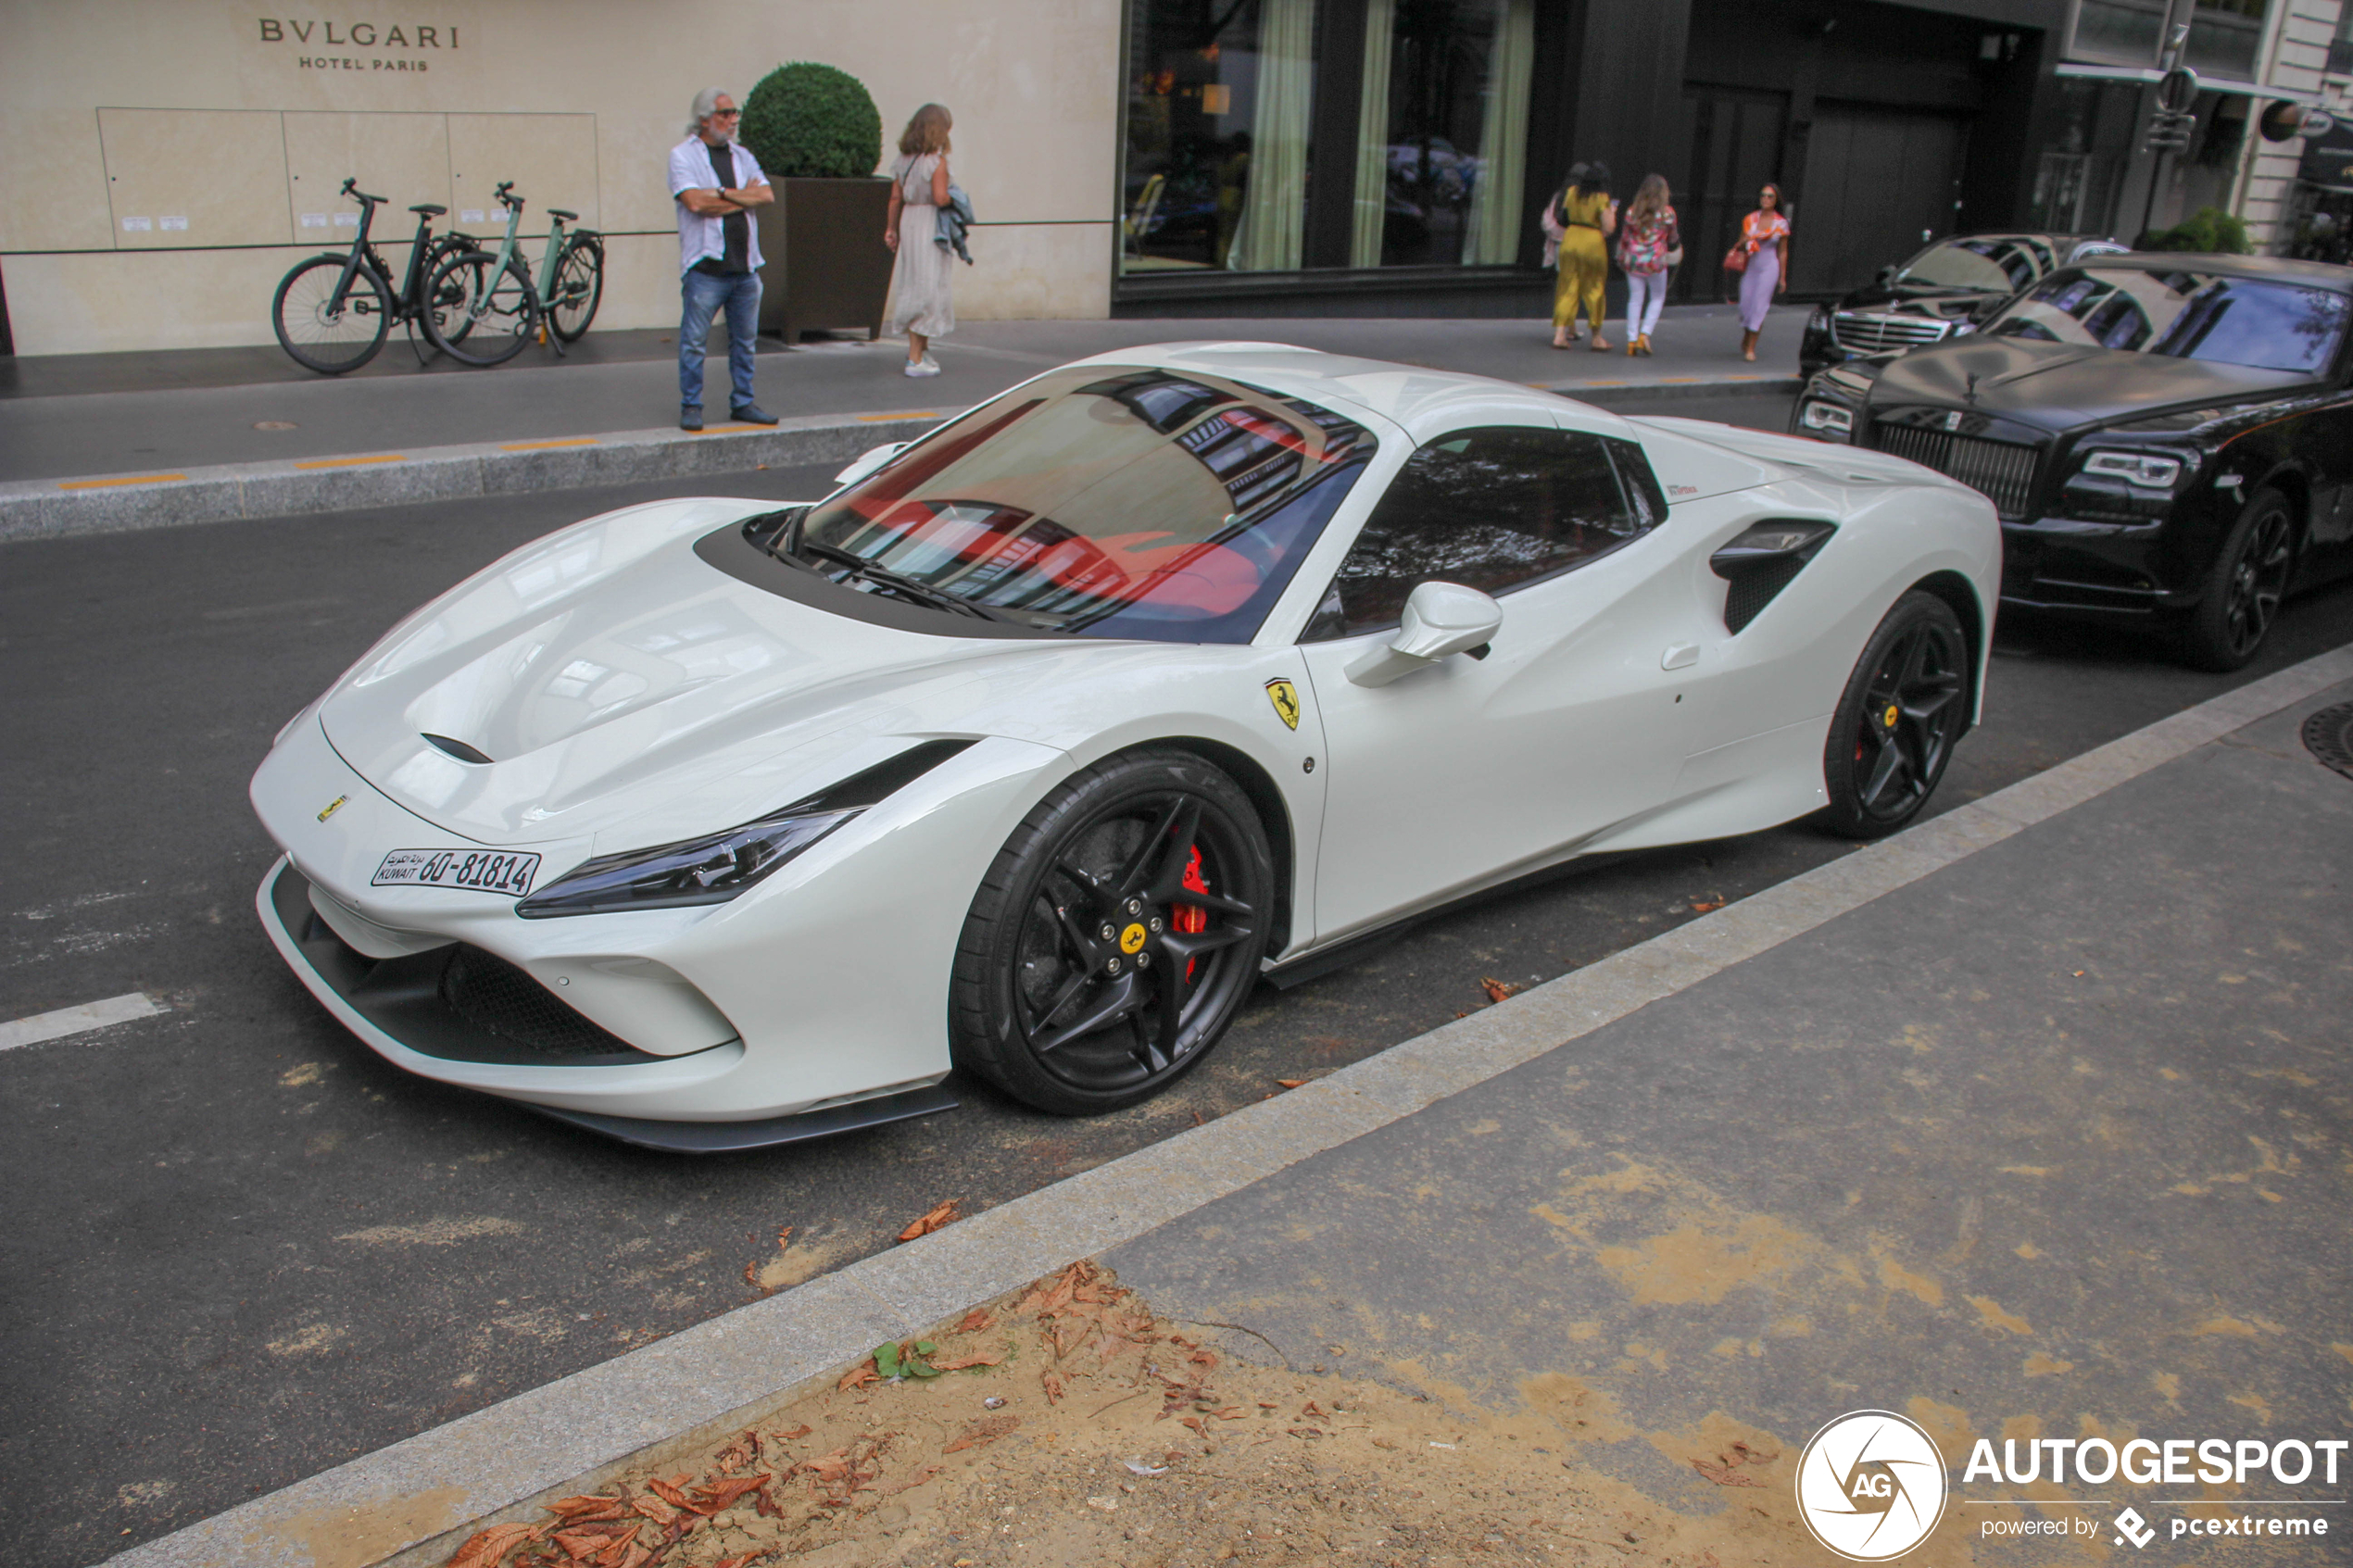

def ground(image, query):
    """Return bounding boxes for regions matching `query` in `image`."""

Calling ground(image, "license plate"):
[372,847,542,897]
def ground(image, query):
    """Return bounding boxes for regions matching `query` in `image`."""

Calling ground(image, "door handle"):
[1661,643,1699,671]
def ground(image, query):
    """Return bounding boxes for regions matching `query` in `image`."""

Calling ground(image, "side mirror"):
[834,442,910,487]
[1344,582,1503,687]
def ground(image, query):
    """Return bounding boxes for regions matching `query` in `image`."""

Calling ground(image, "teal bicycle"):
[422,182,604,366]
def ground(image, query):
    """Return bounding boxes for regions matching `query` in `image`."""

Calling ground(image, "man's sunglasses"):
[711,107,741,118]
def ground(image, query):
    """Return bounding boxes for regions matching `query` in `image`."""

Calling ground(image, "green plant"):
[740,62,883,180]
[2141,206,2253,256]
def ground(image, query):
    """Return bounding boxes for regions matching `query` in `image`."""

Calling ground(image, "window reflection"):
[1989,267,2349,373]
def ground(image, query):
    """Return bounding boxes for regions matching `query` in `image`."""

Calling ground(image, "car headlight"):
[1799,401,1854,434]
[1807,304,1831,331]
[512,737,977,918]
[517,807,858,918]
[2081,451,2183,490]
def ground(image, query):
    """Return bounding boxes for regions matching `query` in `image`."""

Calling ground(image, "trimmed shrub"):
[741,62,883,180]
[2137,207,2253,256]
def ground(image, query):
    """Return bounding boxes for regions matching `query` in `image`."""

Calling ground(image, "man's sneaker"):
[679,405,704,432]
[904,358,941,378]
[730,403,780,425]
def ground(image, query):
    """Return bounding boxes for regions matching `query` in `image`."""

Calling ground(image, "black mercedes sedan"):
[1798,232,2127,377]
[1790,254,2353,670]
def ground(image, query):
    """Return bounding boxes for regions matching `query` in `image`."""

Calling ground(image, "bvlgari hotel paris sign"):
[254,16,460,71]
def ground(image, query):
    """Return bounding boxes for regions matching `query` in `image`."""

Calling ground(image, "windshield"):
[1894,237,2042,294]
[794,366,1377,643]
[1986,267,2350,373]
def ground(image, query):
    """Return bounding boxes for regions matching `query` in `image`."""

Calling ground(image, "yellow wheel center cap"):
[1882,704,1900,728]
[1120,922,1148,955]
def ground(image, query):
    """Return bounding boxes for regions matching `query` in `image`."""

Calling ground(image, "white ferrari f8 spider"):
[251,345,1998,1149]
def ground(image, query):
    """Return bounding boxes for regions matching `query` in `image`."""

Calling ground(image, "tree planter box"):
[755,177,894,342]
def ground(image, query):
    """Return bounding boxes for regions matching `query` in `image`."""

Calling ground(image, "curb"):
[1552,374,1804,404]
[0,408,961,546]
[107,638,2353,1568]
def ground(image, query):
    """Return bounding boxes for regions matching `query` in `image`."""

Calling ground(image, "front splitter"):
[525,1084,962,1154]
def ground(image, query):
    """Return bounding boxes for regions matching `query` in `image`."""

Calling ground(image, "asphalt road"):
[6,417,2352,1566]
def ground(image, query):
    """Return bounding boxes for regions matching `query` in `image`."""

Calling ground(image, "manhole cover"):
[2302,700,2353,779]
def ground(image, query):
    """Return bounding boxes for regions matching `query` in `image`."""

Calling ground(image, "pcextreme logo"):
[1795,1411,1948,1561]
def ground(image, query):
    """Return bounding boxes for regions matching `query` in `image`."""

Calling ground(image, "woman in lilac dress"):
[1734,183,1790,362]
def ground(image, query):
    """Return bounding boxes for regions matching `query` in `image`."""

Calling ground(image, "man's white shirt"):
[669,136,769,274]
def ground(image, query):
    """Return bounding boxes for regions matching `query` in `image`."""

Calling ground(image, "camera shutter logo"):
[1795,1410,1948,1560]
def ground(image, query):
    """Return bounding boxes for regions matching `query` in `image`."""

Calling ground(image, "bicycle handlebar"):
[340,177,386,206]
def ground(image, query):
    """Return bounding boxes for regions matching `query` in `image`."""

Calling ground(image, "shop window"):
[1120,0,1535,278]
[1123,0,1318,274]
[2183,0,2268,82]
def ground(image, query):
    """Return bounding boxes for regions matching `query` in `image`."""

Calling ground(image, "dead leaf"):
[587,1524,643,1568]
[629,1494,678,1525]
[837,1359,878,1391]
[1690,895,1727,914]
[1042,1370,1066,1405]
[1301,1399,1327,1419]
[645,1476,695,1512]
[1189,1348,1219,1371]
[1690,1459,1764,1487]
[1275,1077,1308,1089]
[545,1496,628,1524]
[897,1199,962,1242]
[942,1414,1022,1453]
[1480,977,1523,1004]
[615,1543,656,1568]
[929,1352,1000,1372]
[551,1527,625,1562]
[1728,1441,1779,1466]
[1181,1415,1209,1437]
[774,1225,793,1249]
[692,1474,772,1512]
[445,1523,539,1568]
[954,1308,995,1334]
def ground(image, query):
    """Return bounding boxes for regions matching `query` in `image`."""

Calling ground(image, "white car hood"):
[319,499,1079,850]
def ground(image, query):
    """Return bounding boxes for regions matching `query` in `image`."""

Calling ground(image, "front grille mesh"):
[439,944,635,1058]
[1832,313,1952,353]
[1870,421,2040,519]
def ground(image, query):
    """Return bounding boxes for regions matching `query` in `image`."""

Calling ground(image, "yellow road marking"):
[857,410,937,421]
[57,473,188,490]
[294,454,404,470]
[687,424,763,434]
[499,437,598,451]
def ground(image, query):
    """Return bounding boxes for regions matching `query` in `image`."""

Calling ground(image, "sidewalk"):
[113,647,2353,1568]
[0,307,1806,540]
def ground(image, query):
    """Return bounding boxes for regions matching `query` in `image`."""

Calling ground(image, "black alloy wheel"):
[1820,590,1969,838]
[951,751,1273,1114]
[2180,488,2295,672]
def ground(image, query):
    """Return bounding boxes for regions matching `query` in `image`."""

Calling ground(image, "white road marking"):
[0,992,165,1051]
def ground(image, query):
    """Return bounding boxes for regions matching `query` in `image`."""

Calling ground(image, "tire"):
[422,250,539,366]
[950,750,1275,1115]
[1819,590,1969,839]
[548,236,604,343]
[418,235,477,346]
[271,255,391,375]
[2176,487,2295,672]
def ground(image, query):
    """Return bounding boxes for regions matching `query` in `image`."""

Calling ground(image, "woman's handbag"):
[1722,243,1749,274]
[1665,245,1685,267]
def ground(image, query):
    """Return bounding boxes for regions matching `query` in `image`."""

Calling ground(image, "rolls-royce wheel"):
[950,750,1273,1115]
[1820,590,1969,839]
[2178,487,2295,673]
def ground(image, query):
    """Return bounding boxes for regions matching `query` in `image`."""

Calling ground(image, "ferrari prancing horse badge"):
[1265,679,1302,731]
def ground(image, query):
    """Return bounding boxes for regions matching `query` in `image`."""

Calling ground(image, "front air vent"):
[422,733,495,764]
[438,944,636,1058]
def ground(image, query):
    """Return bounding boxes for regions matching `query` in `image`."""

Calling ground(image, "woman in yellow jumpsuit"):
[1551,162,1617,351]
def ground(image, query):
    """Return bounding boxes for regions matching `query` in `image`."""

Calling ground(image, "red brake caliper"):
[1174,845,1209,980]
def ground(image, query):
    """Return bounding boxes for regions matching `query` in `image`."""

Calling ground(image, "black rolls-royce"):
[1798,232,2127,377]
[1790,254,2353,670]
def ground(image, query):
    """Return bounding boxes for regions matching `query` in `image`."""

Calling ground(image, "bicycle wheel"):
[272,255,391,374]
[548,235,604,343]
[423,250,538,366]
[419,234,478,346]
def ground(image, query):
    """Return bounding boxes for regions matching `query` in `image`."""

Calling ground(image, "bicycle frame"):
[326,180,464,323]
[462,182,596,352]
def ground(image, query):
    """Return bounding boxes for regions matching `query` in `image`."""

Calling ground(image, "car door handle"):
[1661,643,1699,671]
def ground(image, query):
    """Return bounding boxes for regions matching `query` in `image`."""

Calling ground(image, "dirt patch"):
[434,1263,1829,1568]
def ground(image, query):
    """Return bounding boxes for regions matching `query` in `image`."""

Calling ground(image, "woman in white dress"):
[885,103,955,378]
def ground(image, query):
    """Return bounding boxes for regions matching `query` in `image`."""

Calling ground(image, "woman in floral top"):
[1734,184,1790,362]
[1614,174,1680,358]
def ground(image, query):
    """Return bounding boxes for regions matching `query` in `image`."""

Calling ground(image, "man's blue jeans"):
[679,268,761,411]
